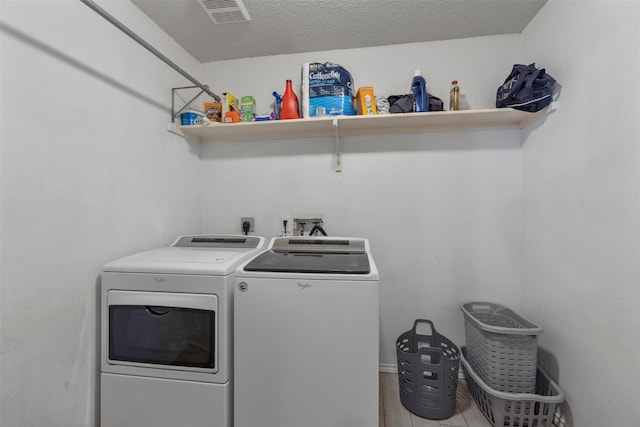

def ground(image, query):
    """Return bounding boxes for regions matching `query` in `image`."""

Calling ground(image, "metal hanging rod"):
[80,0,220,102]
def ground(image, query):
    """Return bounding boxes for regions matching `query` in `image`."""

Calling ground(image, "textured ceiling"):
[131,0,547,63]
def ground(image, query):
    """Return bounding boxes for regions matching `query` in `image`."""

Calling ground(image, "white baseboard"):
[378,363,397,373]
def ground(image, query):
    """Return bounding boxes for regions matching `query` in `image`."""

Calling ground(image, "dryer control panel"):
[173,235,262,249]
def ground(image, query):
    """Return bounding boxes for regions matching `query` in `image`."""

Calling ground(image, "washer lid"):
[104,235,265,275]
[244,237,370,274]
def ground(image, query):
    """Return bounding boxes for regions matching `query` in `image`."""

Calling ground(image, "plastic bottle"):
[411,70,429,112]
[449,80,460,111]
[271,91,282,120]
[280,80,300,120]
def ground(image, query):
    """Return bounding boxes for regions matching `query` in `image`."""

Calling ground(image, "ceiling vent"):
[197,0,251,24]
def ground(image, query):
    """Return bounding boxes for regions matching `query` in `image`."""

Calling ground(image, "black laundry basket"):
[396,319,460,420]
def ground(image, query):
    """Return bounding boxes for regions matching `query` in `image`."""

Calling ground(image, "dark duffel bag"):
[496,63,556,112]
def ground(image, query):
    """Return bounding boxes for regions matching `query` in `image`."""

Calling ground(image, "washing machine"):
[100,234,265,427]
[234,236,380,427]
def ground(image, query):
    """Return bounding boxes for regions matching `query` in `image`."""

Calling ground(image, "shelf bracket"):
[171,86,206,122]
[333,118,342,173]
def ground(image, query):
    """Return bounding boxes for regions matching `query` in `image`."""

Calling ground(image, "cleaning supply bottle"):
[272,91,282,120]
[449,80,460,111]
[411,70,429,112]
[280,80,300,119]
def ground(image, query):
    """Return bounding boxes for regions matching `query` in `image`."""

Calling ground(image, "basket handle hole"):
[423,370,438,380]
[420,352,441,365]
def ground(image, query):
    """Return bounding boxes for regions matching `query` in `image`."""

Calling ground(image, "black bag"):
[388,94,415,113]
[428,94,444,111]
[388,93,444,113]
[496,63,556,112]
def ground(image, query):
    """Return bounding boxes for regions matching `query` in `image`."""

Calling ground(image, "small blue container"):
[181,112,200,125]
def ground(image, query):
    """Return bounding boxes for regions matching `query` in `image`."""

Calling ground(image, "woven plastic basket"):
[396,320,460,420]
[461,302,543,393]
[461,347,564,427]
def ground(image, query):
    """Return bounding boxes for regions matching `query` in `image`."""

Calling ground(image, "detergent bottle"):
[280,80,300,119]
[411,70,429,112]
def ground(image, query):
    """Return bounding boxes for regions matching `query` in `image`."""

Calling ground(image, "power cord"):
[242,220,251,236]
[309,222,327,236]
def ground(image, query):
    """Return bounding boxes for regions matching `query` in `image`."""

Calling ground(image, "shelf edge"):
[168,107,551,143]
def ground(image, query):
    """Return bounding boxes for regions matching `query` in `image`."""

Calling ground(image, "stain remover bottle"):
[411,70,429,112]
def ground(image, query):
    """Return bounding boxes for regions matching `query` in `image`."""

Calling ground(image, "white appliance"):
[234,236,380,427]
[100,234,265,427]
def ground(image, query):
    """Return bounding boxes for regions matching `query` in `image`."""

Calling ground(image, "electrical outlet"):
[240,217,254,233]
[280,216,293,236]
[293,216,323,236]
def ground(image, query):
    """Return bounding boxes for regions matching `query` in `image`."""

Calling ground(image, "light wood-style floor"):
[379,373,493,427]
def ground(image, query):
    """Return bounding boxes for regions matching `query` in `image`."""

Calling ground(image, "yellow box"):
[355,86,377,115]
[222,92,240,123]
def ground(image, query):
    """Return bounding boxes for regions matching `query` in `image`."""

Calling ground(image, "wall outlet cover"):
[240,217,254,232]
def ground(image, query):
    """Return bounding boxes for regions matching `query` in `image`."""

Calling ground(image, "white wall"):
[0,1,202,425]
[520,1,640,426]
[199,36,528,367]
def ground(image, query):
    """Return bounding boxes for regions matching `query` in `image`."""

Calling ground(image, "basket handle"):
[412,320,444,364]
[412,319,437,338]
[468,302,493,312]
[417,346,443,363]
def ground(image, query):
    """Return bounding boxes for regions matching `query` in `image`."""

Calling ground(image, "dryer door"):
[106,291,218,373]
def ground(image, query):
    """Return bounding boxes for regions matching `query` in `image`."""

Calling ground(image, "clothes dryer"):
[100,234,265,427]
[234,236,380,427]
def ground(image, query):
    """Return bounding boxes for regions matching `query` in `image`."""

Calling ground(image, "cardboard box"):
[204,102,222,122]
[223,111,240,123]
[240,96,256,122]
[222,92,239,123]
[355,86,377,115]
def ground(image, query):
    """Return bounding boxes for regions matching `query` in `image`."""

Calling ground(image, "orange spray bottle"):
[280,80,300,119]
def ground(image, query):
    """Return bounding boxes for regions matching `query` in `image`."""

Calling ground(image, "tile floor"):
[379,372,493,427]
